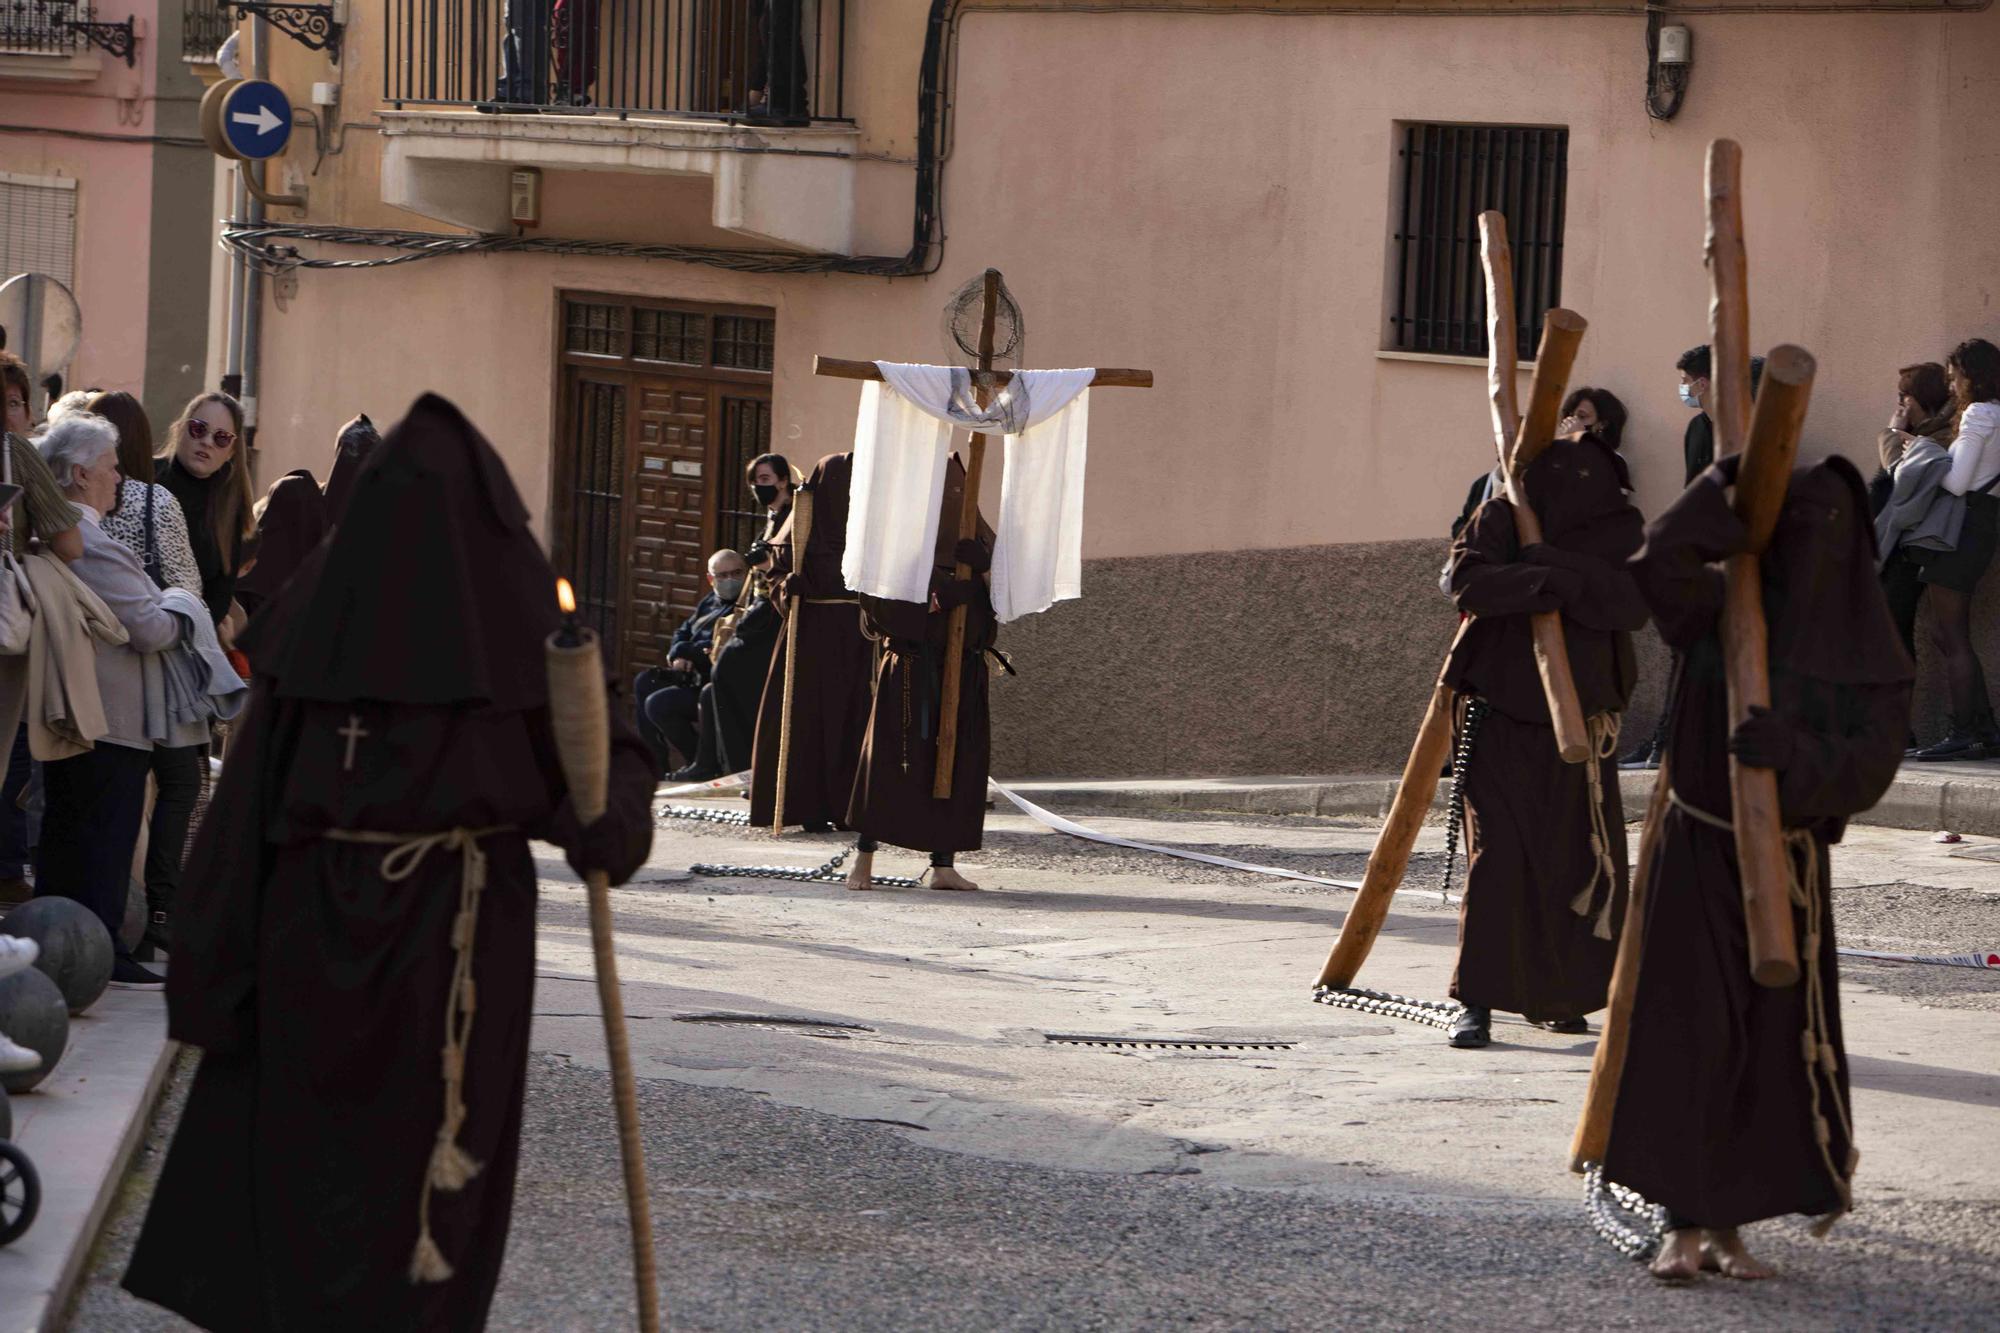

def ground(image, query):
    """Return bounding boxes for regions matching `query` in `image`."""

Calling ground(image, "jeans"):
[497,0,554,104]
[145,744,204,918]
[37,742,152,961]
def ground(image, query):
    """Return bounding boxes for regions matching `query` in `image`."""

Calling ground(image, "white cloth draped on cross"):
[842,362,1094,623]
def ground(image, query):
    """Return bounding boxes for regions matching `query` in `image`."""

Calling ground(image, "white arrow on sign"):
[231,104,284,137]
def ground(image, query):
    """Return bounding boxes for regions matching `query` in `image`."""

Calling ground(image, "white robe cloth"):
[842,362,1093,622]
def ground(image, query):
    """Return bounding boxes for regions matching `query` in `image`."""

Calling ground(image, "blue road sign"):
[220,80,292,160]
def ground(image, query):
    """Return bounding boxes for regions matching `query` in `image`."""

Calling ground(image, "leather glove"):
[1704,454,1743,489]
[1728,705,1796,771]
[933,578,982,612]
[954,539,992,575]
[562,808,634,885]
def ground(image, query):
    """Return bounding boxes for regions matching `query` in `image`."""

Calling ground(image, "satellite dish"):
[0,274,83,384]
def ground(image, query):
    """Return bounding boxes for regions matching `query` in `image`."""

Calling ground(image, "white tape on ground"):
[1836,948,1999,969]
[989,780,1466,901]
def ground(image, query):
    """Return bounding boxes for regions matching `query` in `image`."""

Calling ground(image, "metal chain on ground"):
[658,803,752,826]
[1311,986,1465,1032]
[690,847,923,889]
[1439,697,1487,904]
[1582,1162,1667,1262]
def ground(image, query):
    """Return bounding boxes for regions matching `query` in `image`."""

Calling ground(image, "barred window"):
[1386,124,1568,359]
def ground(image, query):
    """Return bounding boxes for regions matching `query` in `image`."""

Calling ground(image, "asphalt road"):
[64,803,2000,1331]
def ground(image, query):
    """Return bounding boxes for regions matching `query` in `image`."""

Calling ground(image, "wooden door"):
[623,377,716,676]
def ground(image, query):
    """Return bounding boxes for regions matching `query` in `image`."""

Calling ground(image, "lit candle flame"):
[556,578,577,615]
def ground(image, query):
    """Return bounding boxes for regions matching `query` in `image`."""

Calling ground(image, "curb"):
[2,992,176,1333]
[1004,765,2000,837]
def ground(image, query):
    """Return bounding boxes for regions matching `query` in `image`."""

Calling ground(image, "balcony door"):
[551,293,776,681]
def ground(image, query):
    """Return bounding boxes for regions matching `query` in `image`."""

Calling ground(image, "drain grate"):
[674,1013,874,1036]
[1043,1033,1295,1052]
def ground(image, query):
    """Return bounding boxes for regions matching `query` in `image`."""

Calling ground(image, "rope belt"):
[321,824,514,1284]
[1664,789,1855,1233]
[1570,712,1624,939]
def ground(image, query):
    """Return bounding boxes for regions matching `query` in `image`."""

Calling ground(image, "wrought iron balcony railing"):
[383,0,848,123]
[182,0,235,62]
[0,0,91,55]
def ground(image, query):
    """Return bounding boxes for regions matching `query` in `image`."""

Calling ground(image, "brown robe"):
[1604,457,1912,1229]
[1442,437,1648,1020]
[123,396,658,1332]
[845,457,995,853]
[749,453,875,830]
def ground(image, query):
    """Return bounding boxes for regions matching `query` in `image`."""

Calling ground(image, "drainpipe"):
[239,16,268,451]
[222,165,246,399]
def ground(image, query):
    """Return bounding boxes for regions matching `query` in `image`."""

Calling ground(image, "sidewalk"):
[0,989,173,1333]
[1004,758,2000,835]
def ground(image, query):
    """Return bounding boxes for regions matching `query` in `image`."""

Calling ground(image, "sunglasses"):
[186,418,237,449]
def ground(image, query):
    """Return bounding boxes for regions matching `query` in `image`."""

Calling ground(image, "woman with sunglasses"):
[157,393,256,642]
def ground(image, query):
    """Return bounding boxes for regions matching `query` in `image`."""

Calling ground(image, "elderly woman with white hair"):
[35,412,183,989]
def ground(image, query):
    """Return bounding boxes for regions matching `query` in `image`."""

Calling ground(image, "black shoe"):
[803,821,833,834]
[1537,1017,1589,1035]
[1448,1005,1491,1049]
[1617,741,1660,771]
[1910,731,1985,762]
[109,957,166,990]
[141,909,171,956]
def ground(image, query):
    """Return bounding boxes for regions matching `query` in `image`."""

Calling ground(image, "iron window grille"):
[1388,123,1569,360]
[0,0,89,54]
[182,0,235,62]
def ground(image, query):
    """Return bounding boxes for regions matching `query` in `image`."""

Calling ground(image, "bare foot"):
[1701,1229,1775,1280]
[924,866,980,892]
[1650,1228,1703,1282]
[845,851,876,891]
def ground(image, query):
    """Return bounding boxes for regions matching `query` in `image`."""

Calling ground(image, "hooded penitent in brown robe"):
[322,411,381,526]
[122,395,656,1332]
[845,456,995,853]
[1442,437,1649,1023]
[749,452,874,830]
[236,468,328,621]
[1603,455,1912,1230]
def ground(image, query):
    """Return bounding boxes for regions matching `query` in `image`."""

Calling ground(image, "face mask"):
[714,576,746,601]
[752,483,780,506]
[1678,382,1702,410]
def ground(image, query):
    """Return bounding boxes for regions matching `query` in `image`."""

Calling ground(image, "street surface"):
[67,801,2000,1330]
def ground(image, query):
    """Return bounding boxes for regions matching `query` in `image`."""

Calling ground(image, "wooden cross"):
[813,268,1153,800]
[339,713,370,771]
[1313,214,1590,992]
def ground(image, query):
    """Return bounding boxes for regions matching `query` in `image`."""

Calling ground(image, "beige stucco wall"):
[248,7,2000,551]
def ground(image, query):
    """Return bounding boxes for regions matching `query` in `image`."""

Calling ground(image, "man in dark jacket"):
[635,549,748,775]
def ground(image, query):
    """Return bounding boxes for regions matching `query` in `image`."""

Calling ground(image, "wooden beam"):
[814,357,1153,389]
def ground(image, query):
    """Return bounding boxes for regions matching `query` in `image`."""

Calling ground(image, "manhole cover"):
[1043,1033,1295,1052]
[674,1013,874,1038]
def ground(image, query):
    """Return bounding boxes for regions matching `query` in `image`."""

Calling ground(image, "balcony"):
[182,0,232,65]
[0,0,105,81]
[378,0,860,253]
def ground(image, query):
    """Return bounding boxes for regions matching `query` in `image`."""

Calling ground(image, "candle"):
[554,577,583,648]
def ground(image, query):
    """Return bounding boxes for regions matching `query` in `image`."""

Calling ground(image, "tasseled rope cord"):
[1569,713,1624,939]
[1664,791,1855,1232]
[323,825,511,1284]
[1440,697,1487,903]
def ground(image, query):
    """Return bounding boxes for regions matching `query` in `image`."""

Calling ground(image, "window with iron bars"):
[182,0,233,62]
[0,0,90,54]
[1386,123,1568,360]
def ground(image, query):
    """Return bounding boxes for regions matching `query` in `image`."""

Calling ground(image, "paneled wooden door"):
[551,293,776,683]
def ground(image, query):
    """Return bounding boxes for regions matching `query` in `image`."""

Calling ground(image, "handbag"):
[141,482,169,590]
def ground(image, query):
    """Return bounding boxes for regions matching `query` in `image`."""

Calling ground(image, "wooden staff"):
[1481,212,1591,764]
[770,488,816,834]
[1569,756,1670,1171]
[931,268,1002,800]
[546,583,662,1333]
[1313,218,1589,991]
[1708,140,1808,989]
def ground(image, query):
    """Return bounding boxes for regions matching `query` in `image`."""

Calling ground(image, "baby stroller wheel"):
[0,1141,40,1245]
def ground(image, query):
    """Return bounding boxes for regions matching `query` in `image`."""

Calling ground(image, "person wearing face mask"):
[1676,346,1766,483]
[633,549,748,777]
[742,452,795,572]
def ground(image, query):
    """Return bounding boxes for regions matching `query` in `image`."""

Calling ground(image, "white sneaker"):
[0,934,38,981]
[0,1030,38,1073]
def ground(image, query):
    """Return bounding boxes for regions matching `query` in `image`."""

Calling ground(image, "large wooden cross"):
[1568,139,1817,1172]
[1313,212,1590,992]
[814,268,1152,799]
